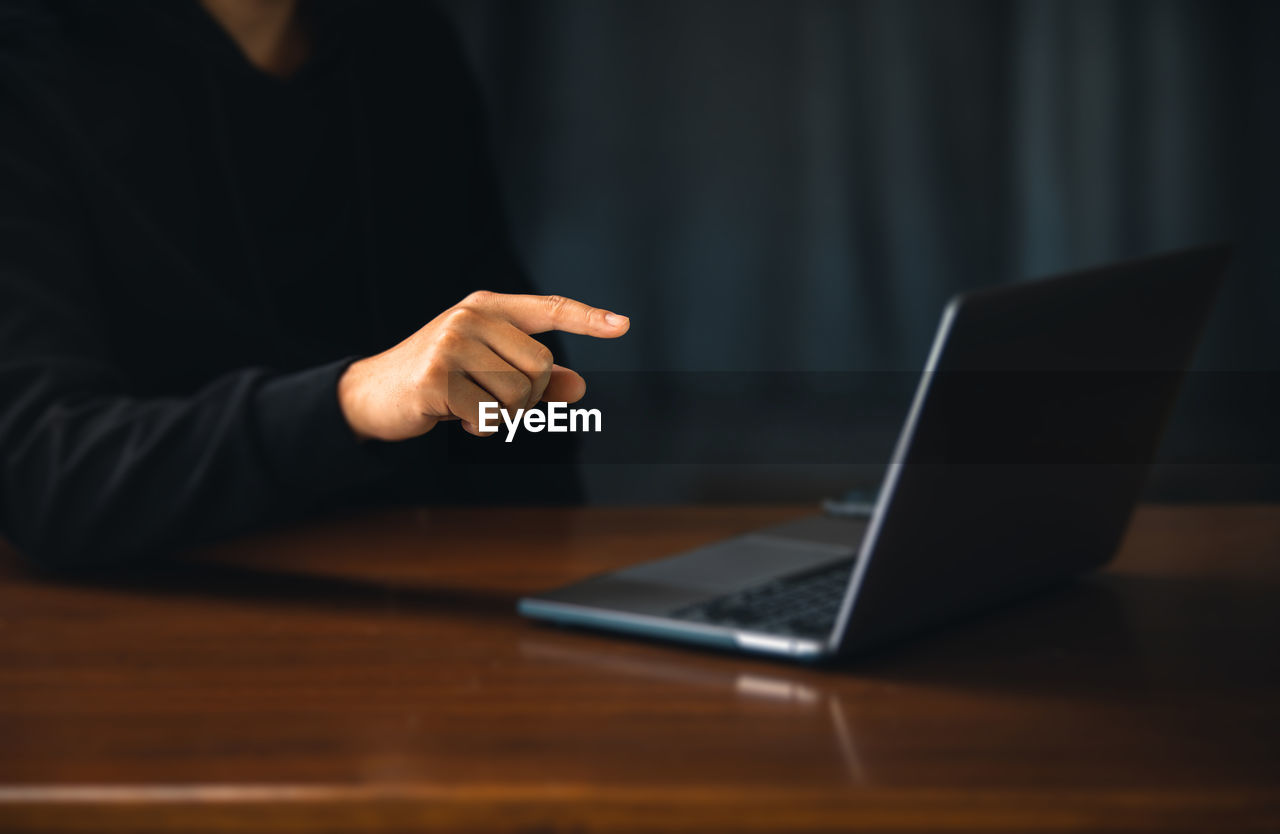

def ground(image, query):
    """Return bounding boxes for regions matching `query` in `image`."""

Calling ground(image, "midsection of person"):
[0,0,627,567]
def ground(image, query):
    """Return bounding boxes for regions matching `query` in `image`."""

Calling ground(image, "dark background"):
[440,0,1279,504]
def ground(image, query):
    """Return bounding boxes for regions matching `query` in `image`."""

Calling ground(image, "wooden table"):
[1,505,1278,832]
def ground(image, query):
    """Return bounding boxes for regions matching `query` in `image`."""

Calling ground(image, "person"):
[0,0,629,569]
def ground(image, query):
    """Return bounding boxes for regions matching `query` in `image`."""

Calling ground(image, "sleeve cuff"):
[252,358,399,495]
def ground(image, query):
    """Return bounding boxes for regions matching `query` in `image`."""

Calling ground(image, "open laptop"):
[519,246,1230,661]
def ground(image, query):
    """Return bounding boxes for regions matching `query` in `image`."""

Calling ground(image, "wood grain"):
[1,505,1278,832]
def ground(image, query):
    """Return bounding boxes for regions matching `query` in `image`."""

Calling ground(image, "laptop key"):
[671,558,856,637]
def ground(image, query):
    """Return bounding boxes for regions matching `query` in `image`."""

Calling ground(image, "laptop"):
[518,246,1230,661]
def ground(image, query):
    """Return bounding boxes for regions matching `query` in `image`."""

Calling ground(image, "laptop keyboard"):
[671,558,857,639]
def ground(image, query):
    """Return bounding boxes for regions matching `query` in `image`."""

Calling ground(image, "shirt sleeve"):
[0,86,395,570]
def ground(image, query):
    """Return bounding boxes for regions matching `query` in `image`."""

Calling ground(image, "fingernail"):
[605,312,627,327]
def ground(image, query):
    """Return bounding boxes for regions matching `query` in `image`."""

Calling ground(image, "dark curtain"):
[442,0,1278,501]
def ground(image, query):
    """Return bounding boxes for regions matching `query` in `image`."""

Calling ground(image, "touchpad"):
[618,536,854,594]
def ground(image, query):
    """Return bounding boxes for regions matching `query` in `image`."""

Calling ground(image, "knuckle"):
[443,306,480,329]
[499,377,532,410]
[435,328,467,352]
[532,344,555,372]
[435,317,471,347]
[462,290,494,307]
[544,294,569,322]
[514,376,534,400]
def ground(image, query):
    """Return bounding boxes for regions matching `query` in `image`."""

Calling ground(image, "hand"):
[337,292,629,442]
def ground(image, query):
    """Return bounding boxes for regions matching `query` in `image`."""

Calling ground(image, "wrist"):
[337,358,374,442]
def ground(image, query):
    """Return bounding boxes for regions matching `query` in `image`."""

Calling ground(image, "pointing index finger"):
[465,292,630,338]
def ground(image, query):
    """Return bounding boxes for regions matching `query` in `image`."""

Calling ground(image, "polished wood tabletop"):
[1,504,1278,833]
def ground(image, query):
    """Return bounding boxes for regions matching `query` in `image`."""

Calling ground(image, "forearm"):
[1,359,391,569]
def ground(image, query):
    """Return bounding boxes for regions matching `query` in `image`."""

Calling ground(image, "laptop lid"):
[830,245,1230,655]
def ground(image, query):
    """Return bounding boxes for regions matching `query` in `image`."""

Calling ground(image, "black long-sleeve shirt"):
[0,0,579,568]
